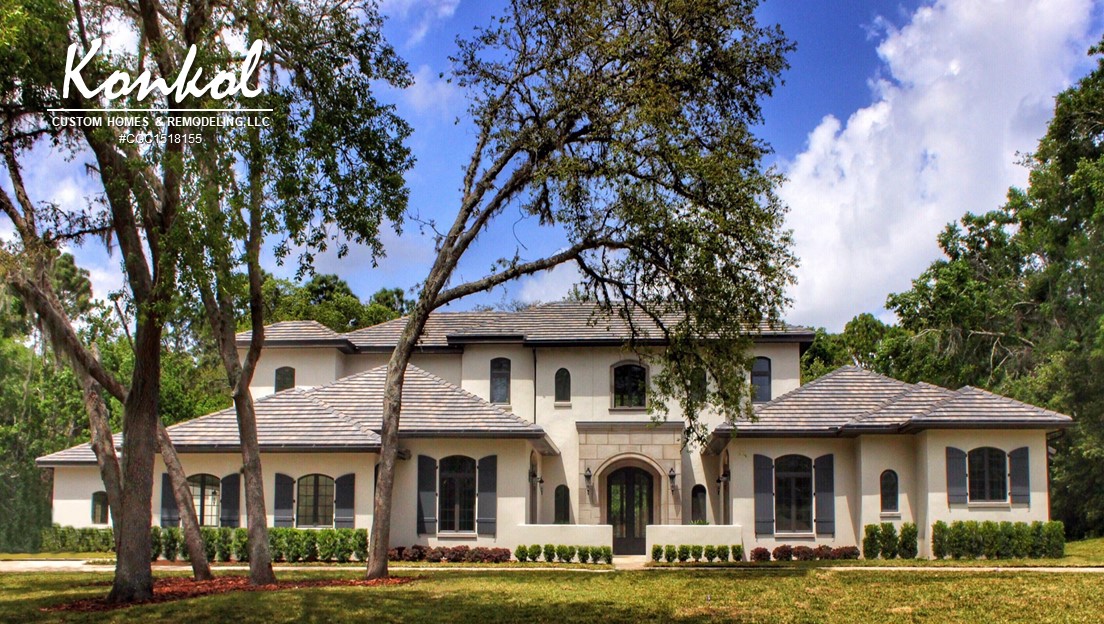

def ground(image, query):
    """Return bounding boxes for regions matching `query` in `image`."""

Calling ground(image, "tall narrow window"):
[775,454,813,533]
[275,366,296,392]
[751,357,771,402]
[187,474,221,526]
[880,470,899,513]
[968,447,1008,502]
[296,474,335,527]
[691,368,708,402]
[490,358,511,404]
[691,484,707,523]
[554,485,570,524]
[91,491,109,525]
[554,368,571,403]
[612,363,647,407]
[439,455,477,532]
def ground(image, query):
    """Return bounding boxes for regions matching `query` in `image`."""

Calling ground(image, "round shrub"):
[690,545,703,562]
[749,547,770,562]
[528,544,542,562]
[732,545,744,562]
[664,544,677,563]
[543,544,556,563]
[862,524,881,560]
[704,545,717,562]
[651,544,663,562]
[898,523,918,559]
[514,544,529,562]
[577,546,591,563]
[879,523,898,560]
[677,545,690,562]
[792,545,815,561]
[716,545,730,562]
[601,546,613,564]
[813,544,833,560]
[771,544,793,561]
[831,546,860,560]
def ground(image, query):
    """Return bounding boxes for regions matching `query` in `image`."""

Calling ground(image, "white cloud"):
[517,262,580,304]
[403,64,461,118]
[781,0,1098,331]
[382,0,460,47]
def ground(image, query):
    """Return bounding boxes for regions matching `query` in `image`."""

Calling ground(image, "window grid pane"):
[775,455,813,533]
[752,358,771,402]
[490,359,511,404]
[187,474,220,527]
[297,474,334,527]
[968,448,1007,502]
[613,364,646,407]
[91,491,109,525]
[439,456,477,532]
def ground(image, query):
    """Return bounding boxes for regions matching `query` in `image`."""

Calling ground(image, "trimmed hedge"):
[39,525,115,553]
[931,520,1064,560]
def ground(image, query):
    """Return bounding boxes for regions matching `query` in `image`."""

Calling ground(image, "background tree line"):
[0,271,408,552]
[801,39,1104,538]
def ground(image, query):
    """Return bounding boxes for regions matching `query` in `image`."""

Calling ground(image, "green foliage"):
[528,544,542,562]
[703,545,716,562]
[150,527,161,562]
[601,546,613,565]
[879,523,899,559]
[555,545,570,563]
[898,523,918,559]
[980,521,1001,559]
[576,546,590,563]
[732,545,744,562]
[260,276,410,332]
[664,544,676,563]
[317,530,339,562]
[677,545,690,562]
[233,528,250,563]
[200,527,219,562]
[1044,521,1066,558]
[863,524,881,560]
[717,544,730,562]
[162,528,181,562]
[690,544,703,562]
[932,521,949,559]
[650,544,663,562]
[353,530,369,562]
[543,544,556,563]
[515,544,529,562]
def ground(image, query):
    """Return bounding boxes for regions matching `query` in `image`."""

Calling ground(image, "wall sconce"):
[668,467,677,491]
[584,467,593,494]
[716,470,730,494]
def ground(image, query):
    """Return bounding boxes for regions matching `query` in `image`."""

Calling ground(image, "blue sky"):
[21,0,1104,331]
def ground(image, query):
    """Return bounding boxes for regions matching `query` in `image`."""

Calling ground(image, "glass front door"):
[607,467,653,555]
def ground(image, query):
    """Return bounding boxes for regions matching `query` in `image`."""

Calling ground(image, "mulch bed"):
[43,575,413,613]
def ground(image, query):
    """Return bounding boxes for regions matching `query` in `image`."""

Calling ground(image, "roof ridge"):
[297,390,380,439]
[405,365,540,430]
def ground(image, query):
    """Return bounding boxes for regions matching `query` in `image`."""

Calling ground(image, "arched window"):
[612,362,647,408]
[490,358,511,404]
[296,474,335,527]
[880,470,899,513]
[187,474,220,526]
[775,454,813,533]
[968,447,1008,502]
[439,456,477,532]
[555,368,571,403]
[751,357,771,403]
[691,484,707,523]
[91,491,109,525]
[554,484,570,524]
[275,366,296,392]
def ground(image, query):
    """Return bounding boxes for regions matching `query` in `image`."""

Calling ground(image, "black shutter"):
[220,473,240,528]
[274,473,295,527]
[417,455,437,535]
[814,454,835,536]
[335,473,356,528]
[477,455,498,536]
[753,454,774,536]
[946,447,968,504]
[1009,446,1030,505]
[160,473,180,527]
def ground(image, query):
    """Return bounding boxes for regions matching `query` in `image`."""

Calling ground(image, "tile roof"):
[37,365,554,467]
[343,311,509,350]
[236,320,353,349]
[713,366,1073,440]
[237,301,813,350]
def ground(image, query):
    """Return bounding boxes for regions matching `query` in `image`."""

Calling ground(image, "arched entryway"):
[607,466,654,555]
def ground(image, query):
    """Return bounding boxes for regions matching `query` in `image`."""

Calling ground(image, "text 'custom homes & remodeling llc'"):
[50,38,271,144]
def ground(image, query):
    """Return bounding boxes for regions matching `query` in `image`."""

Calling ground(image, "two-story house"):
[38,301,1072,557]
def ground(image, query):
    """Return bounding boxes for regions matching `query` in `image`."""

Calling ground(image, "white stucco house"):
[38,301,1072,557]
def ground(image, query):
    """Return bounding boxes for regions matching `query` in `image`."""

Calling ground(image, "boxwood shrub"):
[690,544,703,562]
[716,544,730,562]
[664,544,676,563]
[703,545,716,562]
[898,523,918,559]
[862,524,881,559]
[879,523,899,559]
[933,520,1064,560]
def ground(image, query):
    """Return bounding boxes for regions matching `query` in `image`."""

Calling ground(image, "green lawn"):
[0,553,114,561]
[2,566,1103,623]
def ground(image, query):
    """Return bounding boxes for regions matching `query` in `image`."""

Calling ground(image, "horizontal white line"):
[48,108,273,112]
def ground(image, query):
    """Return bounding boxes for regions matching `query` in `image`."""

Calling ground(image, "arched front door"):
[607,466,654,555]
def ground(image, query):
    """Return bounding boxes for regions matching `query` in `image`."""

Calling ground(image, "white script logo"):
[63,39,264,102]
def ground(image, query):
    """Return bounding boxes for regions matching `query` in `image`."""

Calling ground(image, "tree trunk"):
[158,424,213,580]
[235,389,276,584]
[367,305,434,579]
[73,359,124,552]
[107,322,160,603]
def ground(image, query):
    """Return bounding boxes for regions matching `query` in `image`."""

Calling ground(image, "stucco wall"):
[245,348,344,398]
[915,429,1051,557]
[856,436,916,541]
[50,466,111,529]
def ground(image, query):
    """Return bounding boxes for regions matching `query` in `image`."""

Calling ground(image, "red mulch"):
[43,575,413,613]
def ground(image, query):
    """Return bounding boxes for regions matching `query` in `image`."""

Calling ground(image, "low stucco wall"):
[513,524,612,547]
[645,524,745,553]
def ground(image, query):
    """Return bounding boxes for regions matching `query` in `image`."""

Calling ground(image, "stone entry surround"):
[576,421,684,526]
